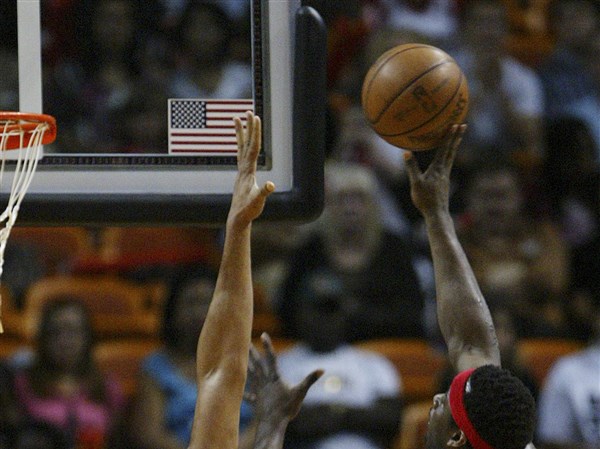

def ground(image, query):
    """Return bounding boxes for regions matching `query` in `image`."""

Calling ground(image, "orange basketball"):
[361,43,469,151]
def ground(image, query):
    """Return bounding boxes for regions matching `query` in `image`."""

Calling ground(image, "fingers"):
[234,111,259,156]
[443,124,466,168]
[234,116,244,160]
[251,113,262,158]
[403,151,421,184]
[295,369,324,397]
[261,332,279,381]
[248,344,261,372]
[261,181,275,198]
[432,124,466,170]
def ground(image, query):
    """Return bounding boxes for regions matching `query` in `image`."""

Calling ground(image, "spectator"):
[537,301,600,449]
[537,0,600,120]
[275,161,427,341]
[44,0,155,153]
[109,80,170,153]
[127,264,253,448]
[363,0,459,48]
[560,29,600,161]
[453,0,545,166]
[566,232,600,342]
[168,1,252,99]
[543,117,599,249]
[277,269,402,449]
[12,298,126,449]
[330,105,412,237]
[456,160,570,337]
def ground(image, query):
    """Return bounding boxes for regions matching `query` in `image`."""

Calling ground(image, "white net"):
[0,117,49,332]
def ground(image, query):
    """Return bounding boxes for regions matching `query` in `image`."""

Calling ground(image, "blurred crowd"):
[0,0,599,448]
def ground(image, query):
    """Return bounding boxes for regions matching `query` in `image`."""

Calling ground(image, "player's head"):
[426,365,535,449]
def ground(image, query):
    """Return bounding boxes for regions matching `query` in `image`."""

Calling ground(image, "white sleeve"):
[537,360,579,444]
[501,59,544,117]
[366,352,402,397]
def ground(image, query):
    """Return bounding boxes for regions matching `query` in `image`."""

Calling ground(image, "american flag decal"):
[168,99,254,154]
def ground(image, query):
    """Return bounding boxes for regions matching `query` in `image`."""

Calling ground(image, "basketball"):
[361,43,469,151]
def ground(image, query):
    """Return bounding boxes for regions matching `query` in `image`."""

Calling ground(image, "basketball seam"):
[377,69,465,137]
[363,44,439,122]
[370,60,453,125]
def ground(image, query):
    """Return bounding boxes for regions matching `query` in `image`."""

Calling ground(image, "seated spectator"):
[275,161,427,341]
[167,1,252,99]
[277,270,402,449]
[109,80,169,153]
[452,0,545,166]
[12,298,126,449]
[537,0,600,120]
[250,221,312,311]
[363,0,459,48]
[543,117,599,249]
[329,104,412,237]
[44,0,155,153]
[456,161,571,337]
[536,300,600,449]
[560,29,600,161]
[127,264,252,449]
[566,233,600,342]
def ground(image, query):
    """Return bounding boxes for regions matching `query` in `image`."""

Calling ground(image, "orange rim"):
[0,112,57,150]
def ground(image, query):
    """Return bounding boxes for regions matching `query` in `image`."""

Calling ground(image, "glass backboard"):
[2,0,326,225]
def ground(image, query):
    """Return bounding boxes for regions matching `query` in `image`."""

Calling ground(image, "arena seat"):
[9,226,93,274]
[517,338,584,386]
[19,275,166,342]
[355,339,446,404]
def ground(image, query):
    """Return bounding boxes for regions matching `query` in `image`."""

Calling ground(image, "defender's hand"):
[228,111,275,228]
[245,333,323,422]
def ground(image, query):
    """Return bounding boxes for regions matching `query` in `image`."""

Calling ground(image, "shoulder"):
[346,346,399,377]
[546,348,593,380]
[501,57,543,92]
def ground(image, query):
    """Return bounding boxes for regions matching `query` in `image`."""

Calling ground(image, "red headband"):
[449,368,496,449]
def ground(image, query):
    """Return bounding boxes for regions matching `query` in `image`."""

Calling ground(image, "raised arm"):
[403,125,500,372]
[188,111,275,449]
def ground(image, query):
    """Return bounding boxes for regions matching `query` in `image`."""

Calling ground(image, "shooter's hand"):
[404,124,466,217]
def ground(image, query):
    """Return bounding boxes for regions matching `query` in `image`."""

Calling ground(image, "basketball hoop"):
[0,112,56,332]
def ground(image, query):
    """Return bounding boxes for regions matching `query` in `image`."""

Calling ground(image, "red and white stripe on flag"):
[168,99,254,154]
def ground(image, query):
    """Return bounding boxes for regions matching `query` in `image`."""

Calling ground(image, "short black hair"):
[463,365,536,449]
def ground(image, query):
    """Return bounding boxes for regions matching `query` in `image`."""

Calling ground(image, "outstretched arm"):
[188,111,275,449]
[403,125,500,372]
[243,333,323,449]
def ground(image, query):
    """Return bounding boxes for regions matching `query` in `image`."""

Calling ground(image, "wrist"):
[225,215,252,235]
[423,208,452,225]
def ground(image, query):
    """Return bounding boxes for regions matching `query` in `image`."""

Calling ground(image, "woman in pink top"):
[13,298,125,448]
